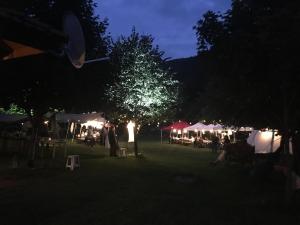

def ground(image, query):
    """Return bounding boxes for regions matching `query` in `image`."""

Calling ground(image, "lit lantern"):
[70,122,74,133]
[127,121,135,142]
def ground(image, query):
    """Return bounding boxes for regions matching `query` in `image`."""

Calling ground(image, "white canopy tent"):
[213,124,223,131]
[185,123,226,132]
[44,112,106,140]
[239,127,253,132]
[185,122,207,131]
[247,130,282,154]
[54,112,105,124]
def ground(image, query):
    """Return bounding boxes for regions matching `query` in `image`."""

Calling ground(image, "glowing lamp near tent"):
[127,121,135,143]
[183,129,187,133]
[178,130,182,135]
[173,129,177,133]
[247,130,281,154]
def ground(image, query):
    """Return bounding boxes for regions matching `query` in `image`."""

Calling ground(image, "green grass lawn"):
[0,141,299,225]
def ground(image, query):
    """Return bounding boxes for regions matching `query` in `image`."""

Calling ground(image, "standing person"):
[108,124,119,157]
[103,125,110,149]
[223,135,230,150]
[85,126,95,147]
[211,135,220,153]
[210,135,230,166]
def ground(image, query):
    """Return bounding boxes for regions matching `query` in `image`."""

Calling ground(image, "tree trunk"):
[282,87,294,206]
[134,126,138,157]
[283,131,294,206]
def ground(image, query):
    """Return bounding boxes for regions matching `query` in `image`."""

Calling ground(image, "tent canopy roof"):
[185,123,225,131]
[185,122,206,131]
[45,112,105,124]
[56,112,105,123]
[161,121,190,131]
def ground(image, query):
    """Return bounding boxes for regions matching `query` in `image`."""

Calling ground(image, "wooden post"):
[64,121,70,158]
[134,126,138,157]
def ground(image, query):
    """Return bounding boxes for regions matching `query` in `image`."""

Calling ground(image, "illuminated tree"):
[107,29,179,155]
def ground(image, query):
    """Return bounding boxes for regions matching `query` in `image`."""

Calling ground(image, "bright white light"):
[252,130,281,153]
[178,130,182,134]
[82,120,104,129]
[210,130,214,133]
[261,131,274,141]
[173,129,177,133]
[127,121,135,142]
[183,129,187,133]
[195,129,198,132]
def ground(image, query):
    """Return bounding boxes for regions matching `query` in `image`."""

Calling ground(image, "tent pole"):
[64,121,70,158]
[270,129,275,153]
[72,123,77,143]
[160,129,162,144]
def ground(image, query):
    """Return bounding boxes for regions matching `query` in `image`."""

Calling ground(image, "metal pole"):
[64,121,70,157]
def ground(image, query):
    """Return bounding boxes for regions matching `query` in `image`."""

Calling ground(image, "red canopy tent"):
[161,121,190,131]
[160,121,190,144]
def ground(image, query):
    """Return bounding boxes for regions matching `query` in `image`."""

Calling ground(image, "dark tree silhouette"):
[194,0,300,204]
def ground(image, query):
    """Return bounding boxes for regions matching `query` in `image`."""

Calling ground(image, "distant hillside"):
[166,56,208,120]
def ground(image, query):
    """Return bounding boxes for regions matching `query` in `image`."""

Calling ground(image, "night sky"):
[96,0,231,59]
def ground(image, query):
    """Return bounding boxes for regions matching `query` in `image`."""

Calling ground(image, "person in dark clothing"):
[108,125,120,157]
[211,135,220,153]
[223,135,230,150]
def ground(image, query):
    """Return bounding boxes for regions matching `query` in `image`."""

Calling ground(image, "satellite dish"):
[63,12,85,69]
[0,9,108,67]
